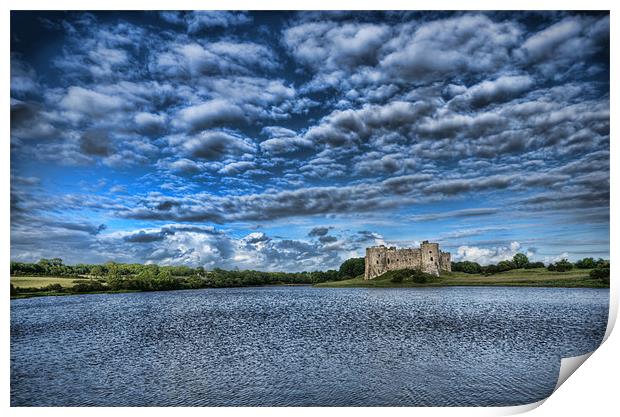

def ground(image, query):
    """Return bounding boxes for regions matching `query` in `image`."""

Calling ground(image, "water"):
[11,286,609,407]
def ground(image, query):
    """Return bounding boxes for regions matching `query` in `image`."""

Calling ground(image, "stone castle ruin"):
[365,241,451,280]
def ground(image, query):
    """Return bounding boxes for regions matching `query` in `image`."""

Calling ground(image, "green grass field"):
[11,276,90,289]
[315,268,609,288]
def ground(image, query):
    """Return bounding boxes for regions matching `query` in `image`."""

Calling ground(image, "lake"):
[10,286,609,406]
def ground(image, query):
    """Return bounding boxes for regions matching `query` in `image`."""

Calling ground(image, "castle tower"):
[440,252,452,272]
[420,240,440,276]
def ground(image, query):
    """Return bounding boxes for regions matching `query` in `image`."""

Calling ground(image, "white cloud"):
[456,241,526,265]
[168,130,257,161]
[175,99,246,131]
[134,112,166,133]
[448,75,534,109]
[518,17,584,63]
[543,252,570,265]
[59,86,126,117]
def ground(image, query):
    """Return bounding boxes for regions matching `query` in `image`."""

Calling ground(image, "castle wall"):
[365,241,451,280]
[440,252,451,272]
[365,246,421,280]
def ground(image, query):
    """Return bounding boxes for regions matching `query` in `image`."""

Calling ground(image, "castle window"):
[387,258,390,264]
[429,250,432,254]
[376,260,379,264]
[430,257,433,261]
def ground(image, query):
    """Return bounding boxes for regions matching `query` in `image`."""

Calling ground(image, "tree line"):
[10,257,367,295]
[10,253,609,296]
[451,253,610,282]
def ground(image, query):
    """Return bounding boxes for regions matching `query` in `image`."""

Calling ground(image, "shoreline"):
[11,282,608,300]
[10,268,609,299]
[315,268,609,289]
[9,282,314,300]
[314,281,610,289]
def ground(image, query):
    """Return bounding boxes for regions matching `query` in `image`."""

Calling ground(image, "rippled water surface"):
[11,286,608,406]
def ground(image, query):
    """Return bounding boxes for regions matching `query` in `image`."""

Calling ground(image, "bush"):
[497,260,516,272]
[575,257,596,269]
[595,258,610,268]
[339,257,365,279]
[590,267,610,281]
[524,262,545,269]
[452,261,482,274]
[185,275,206,289]
[387,269,433,284]
[512,253,529,268]
[41,283,64,292]
[71,281,106,293]
[411,271,429,284]
[482,264,499,275]
[547,259,573,272]
[390,274,404,283]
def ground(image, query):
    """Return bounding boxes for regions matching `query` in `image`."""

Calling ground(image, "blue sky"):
[10,11,609,271]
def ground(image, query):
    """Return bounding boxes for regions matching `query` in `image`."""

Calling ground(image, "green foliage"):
[185,275,206,289]
[481,264,499,275]
[595,258,610,268]
[338,257,365,279]
[71,281,106,293]
[455,257,550,276]
[383,268,434,284]
[480,261,517,275]
[590,267,610,283]
[41,283,64,292]
[411,272,429,284]
[512,253,529,268]
[90,265,106,277]
[390,274,404,283]
[451,261,482,274]
[10,257,350,291]
[574,258,608,269]
[575,257,596,269]
[497,260,516,272]
[547,259,573,272]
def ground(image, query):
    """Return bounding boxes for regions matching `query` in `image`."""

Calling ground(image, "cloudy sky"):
[10,11,609,271]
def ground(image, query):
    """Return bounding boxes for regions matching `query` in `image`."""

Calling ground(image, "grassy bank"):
[314,268,609,288]
[11,276,90,289]
[10,289,141,299]
[9,275,315,299]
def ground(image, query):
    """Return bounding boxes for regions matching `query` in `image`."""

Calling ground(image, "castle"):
[364,241,451,280]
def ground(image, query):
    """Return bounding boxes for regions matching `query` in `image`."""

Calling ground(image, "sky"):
[10,11,610,271]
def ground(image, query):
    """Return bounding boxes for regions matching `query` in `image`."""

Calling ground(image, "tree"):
[338,257,365,279]
[153,270,179,291]
[590,267,610,283]
[548,259,573,272]
[595,258,609,268]
[91,265,105,278]
[575,258,595,269]
[512,253,529,269]
[482,264,499,275]
[452,261,482,274]
[497,260,516,272]
[186,275,205,289]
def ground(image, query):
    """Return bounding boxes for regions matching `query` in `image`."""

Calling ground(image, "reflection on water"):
[11,286,608,406]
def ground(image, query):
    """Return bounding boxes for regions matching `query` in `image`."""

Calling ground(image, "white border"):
[3,1,617,416]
